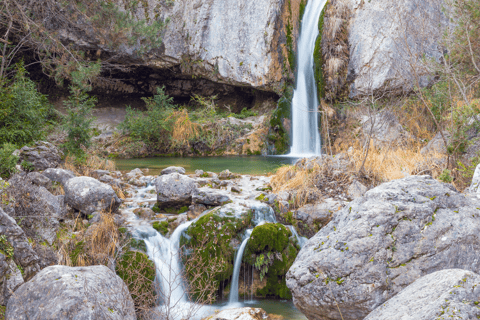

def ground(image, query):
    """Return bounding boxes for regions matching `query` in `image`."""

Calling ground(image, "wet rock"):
[287,175,480,320]
[154,173,197,209]
[204,307,270,320]
[64,177,122,215]
[188,204,207,220]
[133,207,155,219]
[19,141,63,171]
[0,208,40,281]
[161,166,186,175]
[6,265,136,320]
[90,169,110,179]
[231,186,242,193]
[125,168,143,180]
[193,189,231,206]
[219,169,237,180]
[346,180,368,199]
[365,269,480,320]
[42,168,76,186]
[195,169,205,177]
[99,174,122,188]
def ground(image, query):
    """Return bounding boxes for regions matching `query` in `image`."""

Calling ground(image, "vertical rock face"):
[321,0,447,99]
[286,175,480,320]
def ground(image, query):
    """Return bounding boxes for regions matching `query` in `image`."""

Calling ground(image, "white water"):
[229,229,252,304]
[287,225,308,248]
[289,0,328,157]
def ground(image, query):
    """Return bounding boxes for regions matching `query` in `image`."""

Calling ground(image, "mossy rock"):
[183,211,253,295]
[115,251,156,307]
[152,221,169,236]
[269,86,293,154]
[245,223,292,256]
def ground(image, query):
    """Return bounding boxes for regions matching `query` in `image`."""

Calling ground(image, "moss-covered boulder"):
[244,223,299,299]
[115,251,156,308]
[182,211,253,297]
[152,221,169,236]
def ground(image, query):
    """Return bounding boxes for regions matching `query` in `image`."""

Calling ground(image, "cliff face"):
[54,0,306,96]
[320,0,447,99]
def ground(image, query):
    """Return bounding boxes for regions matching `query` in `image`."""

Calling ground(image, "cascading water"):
[289,0,328,157]
[229,229,252,304]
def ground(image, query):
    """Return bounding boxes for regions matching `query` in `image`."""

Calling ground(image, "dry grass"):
[170,109,200,146]
[62,153,116,177]
[88,210,119,264]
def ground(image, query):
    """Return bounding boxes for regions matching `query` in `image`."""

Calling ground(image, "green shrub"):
[119,86,176,147]
[438,169,453,183]
[0,64,54,147]
[152,221,169,236]
[0,143,18,179]
[229,107,258,119]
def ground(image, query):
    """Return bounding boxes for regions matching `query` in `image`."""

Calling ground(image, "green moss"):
[285,0,295,71]
[152,203,161,213]
[116,251,156,305]
[255,194,265,201]
[313,1,327,100]
[130,238,147,252]
[152,221,169,236]
[183,211,253,295]
[153,204,188,214]
[244,223,298,299]
[269,86,293,154]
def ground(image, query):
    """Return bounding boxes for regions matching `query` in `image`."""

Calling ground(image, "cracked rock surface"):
[287,175,480,320]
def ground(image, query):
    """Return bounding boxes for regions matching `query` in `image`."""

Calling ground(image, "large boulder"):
[364,269,480,320]
[0,255,24,306]
[161,166,186,175]
[6,265,136,320]
[154,173,197,209]
[321,0,447,99]
[19,141,63,171]
[192,188,231,206]
[287,175,480,320]
[64,176,122,215]
[0,208,40,281]
[204,307,270,320]
[42,168,76,186]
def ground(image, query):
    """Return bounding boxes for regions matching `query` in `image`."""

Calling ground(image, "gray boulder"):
[154,173,197,209]
[90,169,110,179]
[0,208,40,281]
[42,168,76,186]
[125,168,143,180]
[19,141,63,171]
[287,175,480,320]
[359,111,411,147]
[6,265,136,320]
[192,189,231,206]
[294,198,343,226]
[346,180,368,199]
[0,257,24,306]
[99,174,123,189]
[364,269,480,320]
[27,172,51,188]
[64,177,122,215]
[420,131,449,155]
[469,163,480,194]
[204,307,269,320]
[161,166,186,175]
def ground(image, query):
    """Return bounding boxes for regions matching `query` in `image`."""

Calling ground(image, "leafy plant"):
[20,160,34,172]
[438,169,453,183]
[0,143,18,179]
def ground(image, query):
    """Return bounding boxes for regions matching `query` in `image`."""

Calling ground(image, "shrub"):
[438,169,453,183]
[0,64,55,146]
[0,143,18,179]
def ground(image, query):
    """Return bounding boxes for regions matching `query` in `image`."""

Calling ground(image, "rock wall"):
[320,0,448,99]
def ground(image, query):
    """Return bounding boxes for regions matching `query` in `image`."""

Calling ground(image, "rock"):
[99,174,123,188]
[204,307,269,320]
[27,172,51,188]
[0,258,24,306]
[0,208,40,281]
[64,177,122,215]
[469,163,480,194]
[421,131,449,155]
[42,168,76,186]
[188,204,207,220]
[360,111,411,147]
[19,141,63,171]
[195,169,205,177]
[7,174,67,244]
[6,265,136,320]
[161,166,186,175]
[128,178,147,187]
[193,189,231,206]
[154,173,197,209]
[346,180,368,199]
[90,169,110,179]
[294,198,343,226]
[334,0,448,97]
[231,186,242,193]
[33,244,58,269]
[133,207,155,219]
[287,175,480,320]
[219,169,237,180]
[125,168,143,180]
[364,269,480,320]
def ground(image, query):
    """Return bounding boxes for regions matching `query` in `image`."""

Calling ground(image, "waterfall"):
[287,225,308,248]
[229,229,252,304]
[289,0,328,157]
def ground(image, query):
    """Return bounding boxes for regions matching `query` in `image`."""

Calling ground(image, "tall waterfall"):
[289,0,328,157]
[228,229,252,304]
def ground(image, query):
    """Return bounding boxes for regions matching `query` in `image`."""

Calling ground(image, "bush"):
[0,143,18,179]
[0,64,55,146]
[438,169,453,183]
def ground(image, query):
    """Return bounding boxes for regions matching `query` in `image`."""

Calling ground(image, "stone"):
[99,174,123,188]
[420,131,450,155]
[231,186,242,193]
[90,169,110,179]
[294,198,343,226]
[133,207,155,219]
[195,169,205,177]
[0,208,40,281]
[42,168,76,186]
[125,168,143,180]
[154,173,197,209]
[0,258,24,306]
[469,163,480,194]
[6,265,136,320]
[161,166,186,175]
[188,204,207,220]
[360,111,411,147]
[346,180,368,199]
[19,141,63,171]
[203,307,269,320]
[219,169,237,180]
[193,189,231,206]
[27,172,51,188]
[64,177,122,215]
[287,175,480,320]
[364,269,480,320]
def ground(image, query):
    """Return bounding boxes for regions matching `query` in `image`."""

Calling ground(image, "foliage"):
[152,221,169,236]
[269,86,293,154]
[0,64,54,147]
[438,169,453,183]
[229,107,258,119]
[0,235,14,260]
[0,143,18,179]
[313,2,327,100]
